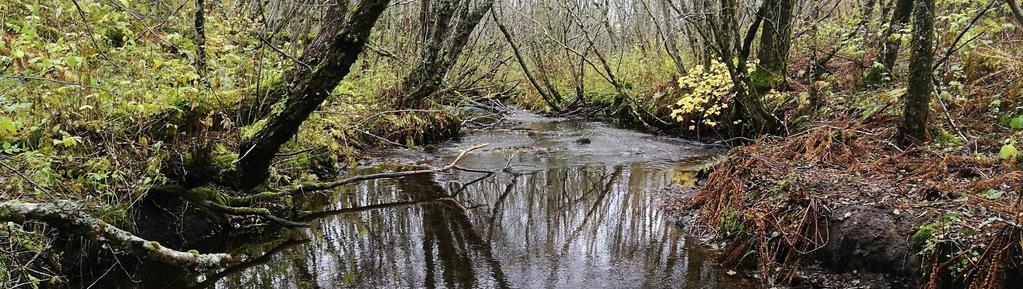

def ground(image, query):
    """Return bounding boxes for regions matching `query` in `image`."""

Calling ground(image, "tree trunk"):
[1007,0,1023,25]
[236,0,391,191]
[395,0,496,109]
[898,0,934,145]
[491,10,560,111]
[879,0,914,73]
[754,0,795,90]
[194,0,207,80]
[714,0,780,136]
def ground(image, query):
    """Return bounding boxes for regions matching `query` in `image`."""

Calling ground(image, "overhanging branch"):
[0,201,233,270]
[290,144,490,194]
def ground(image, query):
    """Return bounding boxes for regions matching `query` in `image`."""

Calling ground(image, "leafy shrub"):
[669,59,732,129]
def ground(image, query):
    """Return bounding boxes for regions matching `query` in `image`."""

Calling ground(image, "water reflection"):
[192,158,753,288]
[136,112,753,289]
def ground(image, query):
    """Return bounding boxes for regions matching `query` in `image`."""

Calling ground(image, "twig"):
[290,144,489,194]
[258,36,312,71]
[188,238,308,289]
[0,159,52,194]
[932,1,996,72]
[69,0,114,65]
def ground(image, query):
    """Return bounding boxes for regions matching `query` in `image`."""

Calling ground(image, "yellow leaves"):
[669,59,733,129]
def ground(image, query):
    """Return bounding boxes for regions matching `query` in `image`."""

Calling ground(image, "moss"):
[720,207,747,237]
[911,223,936,251]
[184,187,228,205]
[750,69,776,92]
[210,146,239,175]
[240,119,267,141]
[911,213,959,252]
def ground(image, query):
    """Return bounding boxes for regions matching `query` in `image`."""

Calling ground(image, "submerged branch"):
[289,144,490,194]
[189,238,309,289]
[0,201,233,270]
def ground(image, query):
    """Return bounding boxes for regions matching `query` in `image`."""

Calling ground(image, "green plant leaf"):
[0,117,17,136]
[999,144,1019,160]
[1010,116,1023,130]
[983,189,1004,200]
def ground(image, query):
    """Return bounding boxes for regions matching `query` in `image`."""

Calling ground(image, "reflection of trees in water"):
[404,174,511,289]
[208,161,749,288]
[452,163,709,288]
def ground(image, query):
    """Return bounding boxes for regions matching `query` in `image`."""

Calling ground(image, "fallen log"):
[0,200,232,269]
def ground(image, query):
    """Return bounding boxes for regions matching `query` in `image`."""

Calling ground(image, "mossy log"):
[0,201,233,269]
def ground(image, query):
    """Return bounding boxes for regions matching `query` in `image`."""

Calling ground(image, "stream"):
[130,110,756,289]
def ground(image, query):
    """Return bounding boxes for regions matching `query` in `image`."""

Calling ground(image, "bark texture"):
[394,0,496,108]
[710,0,781,136]
[237,0,391,190]
[0,201,233,269]
[754,0,795,89]
[879,0,914,72]
[1007,0,1023,25]
[899,0,935,145]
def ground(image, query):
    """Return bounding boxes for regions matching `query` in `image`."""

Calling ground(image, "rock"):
[575,138,591,145]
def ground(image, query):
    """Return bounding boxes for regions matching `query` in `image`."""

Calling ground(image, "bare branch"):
[290,144,490,194]
[0,201,233,269]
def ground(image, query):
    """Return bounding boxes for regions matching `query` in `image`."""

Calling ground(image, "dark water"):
[136,111,756,289]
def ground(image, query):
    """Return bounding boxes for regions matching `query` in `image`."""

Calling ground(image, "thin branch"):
[258,36,312,71]
[0,159,52,194]
[289,144,489,194]
[189,238,308,289]
[932,0,995,72]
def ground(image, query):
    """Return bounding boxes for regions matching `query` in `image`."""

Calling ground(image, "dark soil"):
[819,205,919,276]
[816,205,921,288]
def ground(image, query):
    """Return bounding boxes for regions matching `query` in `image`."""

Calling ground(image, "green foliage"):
[862,62,890,88]
[1009,116,1023,130]
[982,189,1004,200]
[911,213,960,252]
[999,140,1019,160]
[719,207,747,237]
[0,222,60,288]
[0,0,282,217]
[932,128,963,147]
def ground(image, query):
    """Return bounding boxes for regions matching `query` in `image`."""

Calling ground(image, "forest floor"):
[663,85,1023,288]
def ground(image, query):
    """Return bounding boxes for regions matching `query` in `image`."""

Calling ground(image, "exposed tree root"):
[149,185,310,228]
[0,201,233,270]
